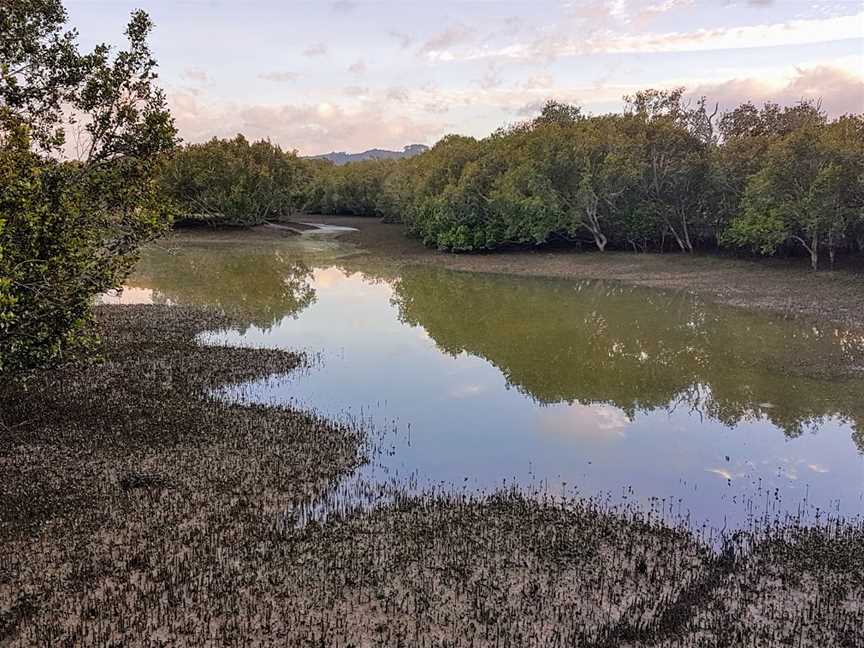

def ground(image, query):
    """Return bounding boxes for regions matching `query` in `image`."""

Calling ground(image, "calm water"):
[110,232,864,528]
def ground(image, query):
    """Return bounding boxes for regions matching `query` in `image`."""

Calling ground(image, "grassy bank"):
[1,305,862,646]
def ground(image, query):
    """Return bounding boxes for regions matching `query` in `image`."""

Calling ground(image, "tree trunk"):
[582,198,606,253]
[679,211,693,253]
[792,234,819,270]
[810,233,819,271]
[667,224,689,253]
[593,231,607,252]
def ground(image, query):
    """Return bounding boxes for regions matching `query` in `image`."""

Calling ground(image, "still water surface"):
[111,232,864,528]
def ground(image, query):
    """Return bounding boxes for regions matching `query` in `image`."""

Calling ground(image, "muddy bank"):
[305,215,864,329]
[0,305,366,643]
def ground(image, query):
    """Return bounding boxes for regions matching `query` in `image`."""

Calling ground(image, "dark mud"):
[1,305,862,646]
[0,305,365,644]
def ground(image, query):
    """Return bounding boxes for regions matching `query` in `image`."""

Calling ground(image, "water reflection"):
[129,242,317,331]
[390,268,864,448]
[116,235,864,525]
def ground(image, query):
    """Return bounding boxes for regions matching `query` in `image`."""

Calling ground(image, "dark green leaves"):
[0,1,176,372]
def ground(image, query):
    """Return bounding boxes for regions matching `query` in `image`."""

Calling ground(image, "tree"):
[725,122,859,270]
[305,158,395,217]
[161,135,311,227]
[625,88,713,252]
[532,100,582,128]
[0,1,176,372]
[280,86,861,263]
[561,117,640,251]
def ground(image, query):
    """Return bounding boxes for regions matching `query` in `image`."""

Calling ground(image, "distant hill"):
[306,144,429,165]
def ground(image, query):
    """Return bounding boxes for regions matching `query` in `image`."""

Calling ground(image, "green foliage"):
[302,91,862,264]
[0,1,176,372]
[160,135,312,227]
[305,158,395,217]
[390,267,864,437]
[531,99,582,128]
[726,119,864,269]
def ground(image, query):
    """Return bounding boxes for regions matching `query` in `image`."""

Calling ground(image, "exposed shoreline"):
[292,215,864,330]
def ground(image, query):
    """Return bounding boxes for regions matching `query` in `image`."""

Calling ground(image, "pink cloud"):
[168,91,442,155]
[691,66,864,117]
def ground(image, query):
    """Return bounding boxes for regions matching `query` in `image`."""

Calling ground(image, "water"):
[110,231,864,529]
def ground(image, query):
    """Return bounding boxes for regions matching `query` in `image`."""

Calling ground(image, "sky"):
[65,0,864,155]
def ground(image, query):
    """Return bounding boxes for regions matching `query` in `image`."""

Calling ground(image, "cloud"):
[448,383,488,399]
[348,59,367,75]
[419,25,475,60]
[517,100,547,117]
[630,0,695,28]
[386,86,410,103]
[522,74,555,90]
[706,468,735,481]
[389,30,413,49]
[539,403,631,441]
[343,85,369,97]
[258,71,299,83]
[167,90,442,156]
[181,67,209,83]
[476,63,503,90]
[302,42,328,57]
[606,12,864,54]
[691,65,864,117]
[423,101,450,114]
[431,10,864,62]
[331,0,355,11]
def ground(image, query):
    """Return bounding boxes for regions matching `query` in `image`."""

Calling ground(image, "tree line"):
[163,93,864,270]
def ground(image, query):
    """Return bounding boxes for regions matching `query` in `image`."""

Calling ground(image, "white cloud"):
[386,86,410,103]
[389,30,413,49]
[522,74,555,90]
[475,63,503,90]
[181,66,209,83]
[427,11,864,62]
[303,42,328,57]
[258,71,299,83]
[691,65,864,117]
[419,25,475,60]
[343,85,369,97]
[539,402,631,441]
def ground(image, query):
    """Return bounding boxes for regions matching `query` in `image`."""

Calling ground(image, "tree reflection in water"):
[389,268,864,450]
[120,240,864,454]
[130,243,316,332]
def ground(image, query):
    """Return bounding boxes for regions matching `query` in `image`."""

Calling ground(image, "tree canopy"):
[0,0,176,372]
[297,93,863,266]
[160,135,313,227]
